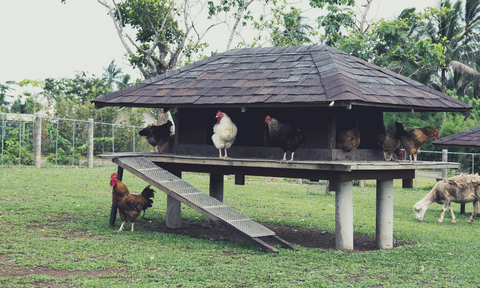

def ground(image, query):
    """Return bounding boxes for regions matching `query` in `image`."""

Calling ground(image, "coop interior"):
[172,106,385,161]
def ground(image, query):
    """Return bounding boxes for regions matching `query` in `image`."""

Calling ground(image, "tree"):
[102,60,124,90]
[0,81,16,112]
[423,0,480,94]
[268,6,314,47]
[332,13,446,79]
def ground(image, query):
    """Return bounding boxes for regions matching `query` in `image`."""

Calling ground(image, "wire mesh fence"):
[2,112,480,172]
[1,113,151,167]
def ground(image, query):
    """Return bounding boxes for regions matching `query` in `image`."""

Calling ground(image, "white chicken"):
[212,110,238,158]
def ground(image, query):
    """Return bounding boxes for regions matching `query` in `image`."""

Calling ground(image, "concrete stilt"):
[335,180,353,251]
[166,170,182,228]
[376,179,394,249]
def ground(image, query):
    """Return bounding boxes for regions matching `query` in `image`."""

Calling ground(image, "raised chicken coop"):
[92,45,471,252]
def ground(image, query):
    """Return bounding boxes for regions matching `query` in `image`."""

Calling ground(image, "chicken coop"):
[92,45,471,252]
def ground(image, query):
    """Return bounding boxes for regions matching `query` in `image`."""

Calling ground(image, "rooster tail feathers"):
[395,122,407,138]
[141,185,155,201]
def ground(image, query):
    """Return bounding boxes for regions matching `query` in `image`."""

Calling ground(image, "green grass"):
[1,167,480,287]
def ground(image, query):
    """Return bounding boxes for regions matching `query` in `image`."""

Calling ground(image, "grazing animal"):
[139,120,173,154]
[374,124,403,161]
[413,173,480,224]
[265,116,306,162]
[110,173,155,232]
[212,110,238,158]
[336,128,361,152]
[395,122,440,163]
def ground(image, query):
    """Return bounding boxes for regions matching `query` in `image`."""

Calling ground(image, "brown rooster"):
[395,122,440,163]
[139,120,173,153]
[265,116,306,162]
[374,124,404,161]
[336,128,361,152]
[110,173,155,232]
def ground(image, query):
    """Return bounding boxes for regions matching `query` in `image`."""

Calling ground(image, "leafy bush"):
[1,125,34,165]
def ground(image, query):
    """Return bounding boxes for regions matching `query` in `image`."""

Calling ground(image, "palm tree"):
[271,7,313,47]
[102,60,124,90]
[115,74,134,90]
[425,0,480,93]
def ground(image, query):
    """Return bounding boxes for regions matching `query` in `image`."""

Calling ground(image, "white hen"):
[212,110,238,158]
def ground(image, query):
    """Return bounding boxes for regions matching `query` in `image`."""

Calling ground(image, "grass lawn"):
[1,166,480,287]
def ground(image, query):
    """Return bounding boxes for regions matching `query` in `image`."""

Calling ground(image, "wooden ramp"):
[111,156,298,253]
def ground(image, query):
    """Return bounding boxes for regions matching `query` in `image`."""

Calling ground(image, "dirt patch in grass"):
[138,219,410,252]
[0,255,125,280]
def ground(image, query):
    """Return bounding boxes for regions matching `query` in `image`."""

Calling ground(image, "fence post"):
[442,149,448,179]
[34,115,42,168]
[87,118,94,168]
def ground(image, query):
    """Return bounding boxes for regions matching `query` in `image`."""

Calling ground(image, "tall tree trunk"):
[358,0,373,34]
[441,67,447,94]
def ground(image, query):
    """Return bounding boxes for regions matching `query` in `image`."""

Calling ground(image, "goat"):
[413,173,480,224]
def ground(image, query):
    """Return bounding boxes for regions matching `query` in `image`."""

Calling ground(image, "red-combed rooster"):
[374,124,404,161]
[336,128,361,152]
[395,122,440,163]
[212,110,238,158]
[265,116,306,162]
[110,173,155,232]
[139,120,173,153]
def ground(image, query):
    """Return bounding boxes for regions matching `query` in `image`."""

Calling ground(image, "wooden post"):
[87,118,94,168]
[442,149,448,178]
[402,178,413,189]
[34,115,42,168]
[209,173,224,225]
[376,179,394,249]
[335,180,353,251]
[110,166,124,227]
[166,170,182,228]
[235,174,245,185]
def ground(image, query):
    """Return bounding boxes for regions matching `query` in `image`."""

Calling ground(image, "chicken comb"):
[110,173,117,179]
[216,110,222,117]
[265,115,270,121]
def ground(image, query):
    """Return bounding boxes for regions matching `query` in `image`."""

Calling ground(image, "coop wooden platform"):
[110,155,298,253]
[101,152,460,251]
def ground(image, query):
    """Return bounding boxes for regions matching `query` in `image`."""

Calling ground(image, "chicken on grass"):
[212,110,238,158]
[110,173,155,232]
[265,116,305,162]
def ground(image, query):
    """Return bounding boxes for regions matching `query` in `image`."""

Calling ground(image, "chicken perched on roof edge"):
[212,110,238,158]
[265,116,306,162]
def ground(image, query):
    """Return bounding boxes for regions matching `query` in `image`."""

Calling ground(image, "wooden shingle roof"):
[91,45,472,112]
[432,126,480,149]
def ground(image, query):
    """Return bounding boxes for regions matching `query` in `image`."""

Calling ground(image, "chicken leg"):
[280,152,295,163]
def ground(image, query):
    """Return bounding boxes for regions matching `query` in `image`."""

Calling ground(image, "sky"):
[0,0,440,98]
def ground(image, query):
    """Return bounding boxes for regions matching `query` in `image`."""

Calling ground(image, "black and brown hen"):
[139,120,173,153]
[265,116,306,162]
